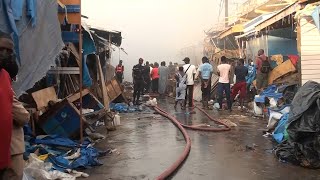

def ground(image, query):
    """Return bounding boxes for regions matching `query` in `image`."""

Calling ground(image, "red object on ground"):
[0,69,13,169]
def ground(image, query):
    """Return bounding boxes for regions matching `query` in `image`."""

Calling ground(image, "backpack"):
[260,57,270,73]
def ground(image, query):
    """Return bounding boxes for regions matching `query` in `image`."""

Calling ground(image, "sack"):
[260,57,271,73]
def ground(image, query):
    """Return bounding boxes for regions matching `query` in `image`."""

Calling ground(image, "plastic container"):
[114,114,121,126]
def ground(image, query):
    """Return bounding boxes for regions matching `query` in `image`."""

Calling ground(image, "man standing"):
[115,60,124,83]
[2,56,30,180]
[198,56,213,109]
[183,57,197,108]
[256,49,270,92]
[217,56,232,111]
[231,59,248,111]
[132,58,145,105]
[144,61,151,93]
[0,36,14,177]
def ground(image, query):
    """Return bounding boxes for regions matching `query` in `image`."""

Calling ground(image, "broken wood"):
[31,87,58,111]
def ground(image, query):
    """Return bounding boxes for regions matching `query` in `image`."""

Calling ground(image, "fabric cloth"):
[231,81,247,100]
[201,79,211,106]
[271,54,283,66]
[288,55,299,66]
[217,64,231,83]
[11,93,30,155]
[175,72,187,100]
[11,0,64,96]
[132,64,144,81]
[151,67,159,80]
[0,69,13,169]
[256,54,267,73]
[217,82,231,110]
[199,62,213,80]
[256,72,269,90]
[152,79,159,93]
[245,64,256,87]
[1,154,24,180]
[235,65,248,83]
[185,85,194,107]
[183,64,197,85]
[158,66,168,94]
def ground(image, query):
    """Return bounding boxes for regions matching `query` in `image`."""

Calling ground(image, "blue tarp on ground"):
[25,134,105,171]
[273,113,289,143]
[255,85,283,103]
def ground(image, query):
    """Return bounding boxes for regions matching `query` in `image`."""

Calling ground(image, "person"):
[231,59,248,111]
[174,66,187,109]
[1,56,30,180]
[143,61,151,93]
[256,49,270,92]
[183,57,197,108]
[158,61,169,96]
[0,36,14,178]
[115,60,124,83]
[132,58,145,105]
[198,56,213,109]
[151,62,159,93]
[217,56,232,111]
[168,61,176,79]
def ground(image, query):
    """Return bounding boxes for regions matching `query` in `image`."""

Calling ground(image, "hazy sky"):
[82,0,241,80]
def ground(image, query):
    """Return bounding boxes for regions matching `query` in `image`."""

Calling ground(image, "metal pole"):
[79,0,83,143]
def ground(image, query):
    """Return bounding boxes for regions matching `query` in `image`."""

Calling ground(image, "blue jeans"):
[217,82,231,110]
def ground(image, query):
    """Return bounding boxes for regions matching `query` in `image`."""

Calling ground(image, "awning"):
[235,30,255,39]
[255,2,301,31]
[218,24,244,39]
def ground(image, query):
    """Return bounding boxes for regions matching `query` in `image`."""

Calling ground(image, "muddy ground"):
[82,97,320,180]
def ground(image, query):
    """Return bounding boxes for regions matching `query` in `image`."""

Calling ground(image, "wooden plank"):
[300,64,320,70]
[67,89,90,103]
[301,60,320,65]
[301,69,320,75]
[111,78,122,97]
[31,87,58,111]
[96,56,110,110]
[59,0,80,5]
[106,83,117,100]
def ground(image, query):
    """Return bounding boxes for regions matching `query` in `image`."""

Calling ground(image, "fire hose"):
[153,104,231,179]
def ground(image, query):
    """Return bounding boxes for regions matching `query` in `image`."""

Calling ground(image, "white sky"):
[82,0,243,80]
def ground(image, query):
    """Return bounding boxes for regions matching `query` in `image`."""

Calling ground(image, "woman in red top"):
[151,62,159,93]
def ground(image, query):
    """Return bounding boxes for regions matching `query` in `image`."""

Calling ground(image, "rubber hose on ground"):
[156,105,230,132]
[153,106,191,180]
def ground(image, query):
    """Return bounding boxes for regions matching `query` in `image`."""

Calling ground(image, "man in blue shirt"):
[198,56,213,109]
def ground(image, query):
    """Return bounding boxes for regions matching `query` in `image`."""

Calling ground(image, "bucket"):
[114,114,121,126]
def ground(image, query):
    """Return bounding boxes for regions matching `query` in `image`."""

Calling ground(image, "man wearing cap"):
[183,57,197,108]
[132,58,145,105]
[0,36,30,180]
[115,60,124,83]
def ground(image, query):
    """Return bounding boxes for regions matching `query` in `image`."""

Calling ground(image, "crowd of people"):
[117,48,270,111]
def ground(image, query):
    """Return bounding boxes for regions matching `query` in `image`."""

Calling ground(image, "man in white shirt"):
[217,56,232,112]
[183,57,197,108]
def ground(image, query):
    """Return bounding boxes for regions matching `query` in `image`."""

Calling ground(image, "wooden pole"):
[79,0,83,143]
[225,0,228,28]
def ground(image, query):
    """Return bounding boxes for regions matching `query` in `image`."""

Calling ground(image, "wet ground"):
[83,97,320,180]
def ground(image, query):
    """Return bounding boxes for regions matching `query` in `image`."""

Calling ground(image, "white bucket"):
[114,114,121,126]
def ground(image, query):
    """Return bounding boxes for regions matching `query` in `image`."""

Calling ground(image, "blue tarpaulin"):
[0,0,64,96]
[273,113,289,143]
[245,64,256,87]
[255,85,283,103]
